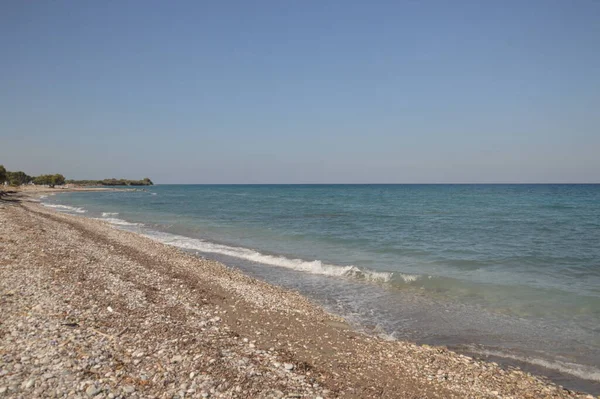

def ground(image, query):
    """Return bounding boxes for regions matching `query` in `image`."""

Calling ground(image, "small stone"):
[172,355,183,363]
[107,306,113,313]
[122,385,135,393]
[24,379,35,389]
[42,373,54,380]
[86,385,102,397]
[284,363,294,371]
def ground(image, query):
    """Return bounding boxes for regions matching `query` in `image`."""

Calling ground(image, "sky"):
[1,1,599,183]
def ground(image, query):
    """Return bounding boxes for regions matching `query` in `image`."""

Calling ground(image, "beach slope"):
[0,196,592,398]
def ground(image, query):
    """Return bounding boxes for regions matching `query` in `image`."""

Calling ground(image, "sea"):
[39,184,600,393]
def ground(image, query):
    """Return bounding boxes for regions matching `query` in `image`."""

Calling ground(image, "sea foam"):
[42,203,87,213]
[467,347,600,382]
[143,230,393,283]
[102,212,119,217]
[94,217,143,227]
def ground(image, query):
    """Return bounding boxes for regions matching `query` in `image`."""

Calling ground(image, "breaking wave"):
[94,217,143,226]
[102,212,119,217]
[42,203,87,213]
[467,347,600,382]
[142,230,394,283]
[396,273,421,283]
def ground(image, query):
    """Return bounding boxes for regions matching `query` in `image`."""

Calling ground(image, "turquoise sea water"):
[41,184,600,392]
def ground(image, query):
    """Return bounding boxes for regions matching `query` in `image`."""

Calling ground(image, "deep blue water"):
[40,184,600,392]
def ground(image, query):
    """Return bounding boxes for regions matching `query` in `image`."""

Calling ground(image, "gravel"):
[0,194,597,398]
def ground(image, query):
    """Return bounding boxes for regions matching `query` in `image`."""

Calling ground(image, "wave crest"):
[467,347,600,382]
[94,217,143,226]
[42,203,87,213]
[142,231,393,283]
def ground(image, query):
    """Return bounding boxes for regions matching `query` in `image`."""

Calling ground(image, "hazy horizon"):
[2,1,599,184]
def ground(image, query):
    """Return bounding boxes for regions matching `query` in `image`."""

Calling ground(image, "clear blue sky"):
[1,1,599,183]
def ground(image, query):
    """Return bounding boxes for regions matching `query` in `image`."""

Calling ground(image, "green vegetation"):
[0,164,153,188]
[7,171,33,186]
[33,174,66,188]
[0,167,36,186]
[66,177,153,186]
[63,179,98,186]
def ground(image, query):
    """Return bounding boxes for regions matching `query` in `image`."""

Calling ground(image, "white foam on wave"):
[42,203,87,213]
[39,195,48,199]
[94,217,143,227]
[102,212,119,217]
[397,273,420,283]
[142,230,393,283]
[468,347,600,382]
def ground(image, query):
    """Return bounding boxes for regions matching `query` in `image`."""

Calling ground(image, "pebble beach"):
[0,191,596,399]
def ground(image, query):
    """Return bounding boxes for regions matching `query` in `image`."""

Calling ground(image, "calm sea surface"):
[41,184,600,392]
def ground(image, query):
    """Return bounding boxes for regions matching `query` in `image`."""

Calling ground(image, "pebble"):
[0,200,593,399]
[123,385,136,393]
[86,385,102,397]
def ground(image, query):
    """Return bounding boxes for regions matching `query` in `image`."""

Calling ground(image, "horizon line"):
[149,182,600,185]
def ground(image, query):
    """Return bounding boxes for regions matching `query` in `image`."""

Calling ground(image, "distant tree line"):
[0,165,66,188]
[0,164,153,188]
[66,177,153,186]
[34,174,66,187]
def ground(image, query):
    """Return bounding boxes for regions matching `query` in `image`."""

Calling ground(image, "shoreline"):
[0,193,596,398]
[5,186,144,194]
